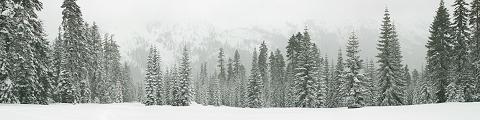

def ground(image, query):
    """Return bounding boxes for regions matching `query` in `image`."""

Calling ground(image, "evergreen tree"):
[344,31,366,108]
[0,0,53,104]
[258,41,270,107]
[89,23,104,102]
[403,65,413,105]
[470,0,480,101]
[426,0,454,103]
[113,79,123,103]
[173,46,192,106]
[312,44,325,107]
[327,49,345,108]
[217,48,227,105]
[376,8,405,106]
[226,58,234,106]
[270,49,286,107]
[198,62,209,105]
[210,72,221,106]
[143,47,156,106]
[364,60,378,106]
[247,48,263,108]
[292,29,320,108]
[285,33,302,107]
[232,50,246,107]
[152,48,164,105]
[411,69,420,104]
[60,0,89,103]
[451,0,475,102]
[122,63,135,102]
[416,67,434,104]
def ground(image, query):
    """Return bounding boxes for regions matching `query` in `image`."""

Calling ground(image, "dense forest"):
[1,0,480,109]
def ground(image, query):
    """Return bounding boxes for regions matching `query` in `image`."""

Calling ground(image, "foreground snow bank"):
[0,102,478,120]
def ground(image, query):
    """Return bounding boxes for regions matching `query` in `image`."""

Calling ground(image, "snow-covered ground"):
[0,102,478,120]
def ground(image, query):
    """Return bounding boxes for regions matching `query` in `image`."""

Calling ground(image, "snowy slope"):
[0,102,478,120]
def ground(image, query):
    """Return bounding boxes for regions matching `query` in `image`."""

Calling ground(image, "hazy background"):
[38,0,456,81]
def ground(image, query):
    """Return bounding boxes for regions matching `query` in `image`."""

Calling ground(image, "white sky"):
[38,0,447,42]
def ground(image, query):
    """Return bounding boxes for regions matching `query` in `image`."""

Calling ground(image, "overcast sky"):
[38,0,450,43]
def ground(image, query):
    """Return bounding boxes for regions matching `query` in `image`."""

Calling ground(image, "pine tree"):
[210,72,221,106]
[122,63,135,102]
[451,0,475,102]
[327,49,345,108]
[217,48,226,105]
[152,47,164,105]
[403,65,413,105]
[416,67,434,104]
[143,47,156,106]
[89,23,104,102]
[257,41,270,107]
[0,0,53,104]
[198,62,209,105]
[113,79,123,103]
[426,0,454,103]
[376,8,405,106]
[292,29,320,108]
[0,0,15,103]
[285,33,303,107]
[173,46,192,106]
[60,0,89,103]
[232,50,247,107]
[247,48,263,108]
[411,69,420,104]
[270,49,286,107]
[344,31,366,108]
[312,44,325,107]
[226,58,234,106]
[470,0,480,101]
[364,60,378,106]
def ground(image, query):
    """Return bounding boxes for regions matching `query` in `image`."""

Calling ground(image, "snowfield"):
[0,102,479,120]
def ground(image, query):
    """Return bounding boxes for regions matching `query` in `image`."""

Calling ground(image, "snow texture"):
[0,102,478,120]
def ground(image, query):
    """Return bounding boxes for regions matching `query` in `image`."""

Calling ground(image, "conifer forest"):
[1,0,480,119]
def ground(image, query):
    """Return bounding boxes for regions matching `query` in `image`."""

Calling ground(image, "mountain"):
[122,20,428,83]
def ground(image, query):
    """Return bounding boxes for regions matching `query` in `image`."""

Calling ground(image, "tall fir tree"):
[0,0,53,104]
[344,31,366,108]
[232,50,247,107]
[258,41,270,107]
[59,0,89,103]
[226,58,234,106]
[376,8,406,106]
[217,48,227,105]
[173,46,192,106]
[470,0,480,101]
[292,29,320,108]
[451,0,475,102]
[328,49,345,108]
[426,0,453,103]
[88,23,104,102]
[270,49,286,107]
[247,48,263,108]
[143,47,156,106]
[285,33,302,107]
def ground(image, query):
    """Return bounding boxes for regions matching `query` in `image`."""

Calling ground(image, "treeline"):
[0,0,136,104]
[425,0,480,103]
[143,46,193,106]
[155,0,478,108]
